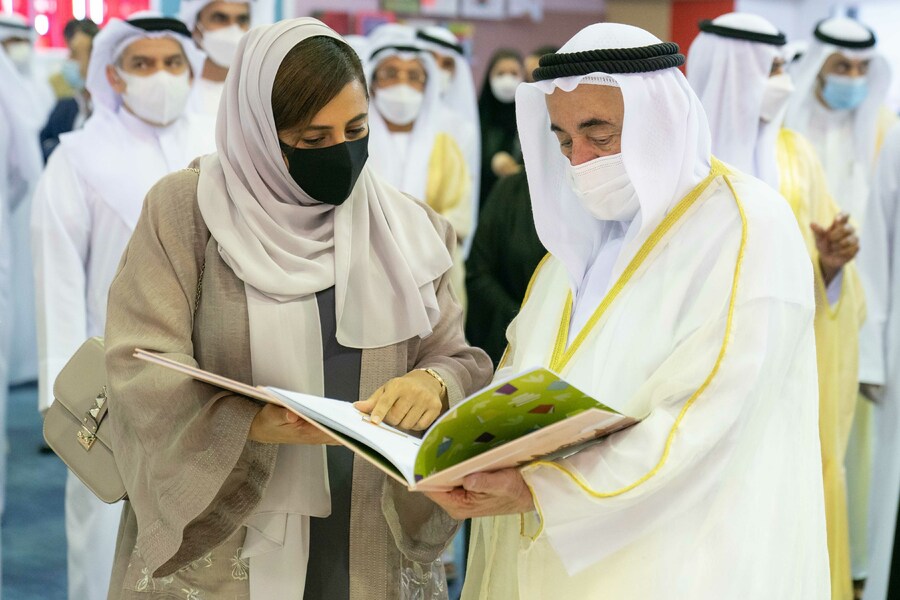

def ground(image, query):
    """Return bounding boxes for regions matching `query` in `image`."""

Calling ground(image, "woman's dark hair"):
[63,18,100,42]
[272,36,367,139]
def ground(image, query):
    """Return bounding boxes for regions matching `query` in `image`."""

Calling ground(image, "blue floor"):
[2,382,67,600]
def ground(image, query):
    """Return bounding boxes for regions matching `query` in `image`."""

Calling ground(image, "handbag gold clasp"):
[77,429,96,451]
[76,387,108,452]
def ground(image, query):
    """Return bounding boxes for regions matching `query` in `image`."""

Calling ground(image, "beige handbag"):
[42,260,206,503]
[43,336,126,503]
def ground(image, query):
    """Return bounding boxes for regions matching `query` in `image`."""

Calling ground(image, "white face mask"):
[200,24,245,69]
[490,73,521,103]
[760,73,795,124]
[374,84,424,126]
[117,69,192,126]
[438,69,453,95]
[5,41,32,72]
[567,153,640,222]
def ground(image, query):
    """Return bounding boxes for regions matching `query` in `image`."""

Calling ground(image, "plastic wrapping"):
[400,557,448,600]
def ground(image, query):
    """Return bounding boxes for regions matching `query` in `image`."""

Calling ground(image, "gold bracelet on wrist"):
[417,367,447,399]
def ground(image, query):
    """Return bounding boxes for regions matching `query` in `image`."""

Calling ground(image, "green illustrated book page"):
[413,367,620,484]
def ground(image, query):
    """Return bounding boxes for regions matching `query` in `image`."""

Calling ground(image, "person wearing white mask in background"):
[426,22,829,599]
[0,14,54,118]
[0,41,45,571]
[0,14,54,388]
[416,25,481,256]
[48,18,99,101]
[30,16,214,600]
[477,48,524,213]
[179,0,251,117]
[689,13,864,600]
[365,24,472,307]
[785,18,896,590]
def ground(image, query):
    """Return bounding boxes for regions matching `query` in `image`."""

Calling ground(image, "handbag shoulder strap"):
[193,258,205,320]
[187,164,206,323]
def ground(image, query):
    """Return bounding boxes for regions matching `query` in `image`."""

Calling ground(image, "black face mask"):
[280,135,369,206]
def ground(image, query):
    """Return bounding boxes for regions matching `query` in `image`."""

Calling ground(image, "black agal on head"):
[0,19,30,31]
[698,20,786,46]
[813,19,876,49]
[369,44,425,61]
[533,42,685,81]
[127,17,192,39]
[416,30,464,56]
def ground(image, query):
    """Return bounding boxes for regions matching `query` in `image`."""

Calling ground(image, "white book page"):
[266,387,422,484]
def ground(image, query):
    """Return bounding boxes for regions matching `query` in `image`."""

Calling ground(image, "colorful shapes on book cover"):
[413,368,619,480]
[437,437,453,457]
[495,383,518,395]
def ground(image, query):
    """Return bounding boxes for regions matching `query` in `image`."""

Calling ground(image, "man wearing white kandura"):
[427,22,829,599]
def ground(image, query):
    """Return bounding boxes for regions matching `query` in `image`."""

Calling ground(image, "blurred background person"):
[478,48,524,213]
[48,18,99,100]
[464,168,545,366]
[857,117,900,600]
[1,13,53,391]
[0,13,54,118]
[416,25,481,256]
[689,13,865,600]
[785,17,894,231]
[785,17,896,591]
[180,0,252,117]
[40,18,100,160]
[465,44,556,367]
[365,23,472,306]
[31,15,212,600]
[0,42,45,565]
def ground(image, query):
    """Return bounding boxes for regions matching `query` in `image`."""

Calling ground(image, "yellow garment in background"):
[426,132,472,308]
[778,128,866,600]
[48,71,75,99]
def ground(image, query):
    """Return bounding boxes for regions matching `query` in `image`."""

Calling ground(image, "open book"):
[135,349,638,491]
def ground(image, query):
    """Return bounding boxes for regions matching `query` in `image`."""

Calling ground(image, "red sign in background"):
[9,0,149,48]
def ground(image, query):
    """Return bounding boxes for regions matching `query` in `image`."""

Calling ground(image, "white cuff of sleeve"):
[826,268,843,307]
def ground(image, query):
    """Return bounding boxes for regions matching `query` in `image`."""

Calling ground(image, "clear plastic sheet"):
[400,557,448,600]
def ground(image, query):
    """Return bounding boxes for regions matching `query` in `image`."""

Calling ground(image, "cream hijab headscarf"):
[198,17,451,348]
[196,17,451,598]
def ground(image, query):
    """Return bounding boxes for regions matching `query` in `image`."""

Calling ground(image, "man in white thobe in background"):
[364,23,472,306]
[179,0,251,117]
[416,25,481,254]
[785,18,896,586]
[426,22,829,599]
[0,14,54,116]
[0,14,54,387]
[689,14,867,599]
[31,16,215,600]
[857,125,900,600]
[0,42,45,574]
